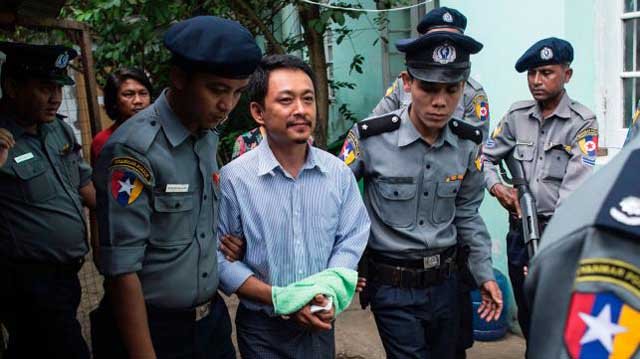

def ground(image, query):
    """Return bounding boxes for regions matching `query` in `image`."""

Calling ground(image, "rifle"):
[502,153,540,258]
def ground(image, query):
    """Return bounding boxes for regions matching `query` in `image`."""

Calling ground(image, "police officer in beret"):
[339,32,503,359]
[482,37,599,341]
[0,42,93,358]
[526,128,640,359]
[371,7,491,141]
[93,16,261,358]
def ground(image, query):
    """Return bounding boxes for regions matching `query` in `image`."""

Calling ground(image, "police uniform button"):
[419,220,425,225]
[392,116,399,123]
[150,120,157,126]
[423,191,429,196]
[541,130,545,134]
[174,202,181,208]
[202,272,208,278]
[452,189,457,193]
[539,156,543,160]
[393,191,399,196]
[475,130,480,136]
[453,121,459,127]
[203,195,207,200]
[557,156,561,160]
[200,233,205,238]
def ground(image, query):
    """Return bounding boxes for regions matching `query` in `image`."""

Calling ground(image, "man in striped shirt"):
[216,54,371,358]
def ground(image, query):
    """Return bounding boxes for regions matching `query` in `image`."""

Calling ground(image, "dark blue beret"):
[396,32,482,83]
[515,37,574,73]
[417,7,467,34]
[164,16,262,79]
[0,42,77,85]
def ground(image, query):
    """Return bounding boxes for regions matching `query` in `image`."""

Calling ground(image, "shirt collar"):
[256,137,327,177]
[528,91,571,121]
[156,89,192,148]
[397,106,457,148]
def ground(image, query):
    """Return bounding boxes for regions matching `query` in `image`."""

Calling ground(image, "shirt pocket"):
[61,153,81,188]
[12,158,56,202]
[513,142,534,162]
[542,146,570,182]
[373,177,417,228]
[151,192,194,246]
[432,181,460,224]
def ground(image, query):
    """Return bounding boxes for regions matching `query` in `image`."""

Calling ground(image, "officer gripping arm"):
[556,119,599,206]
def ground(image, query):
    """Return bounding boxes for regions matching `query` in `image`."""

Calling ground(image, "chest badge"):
[14,152,34,163]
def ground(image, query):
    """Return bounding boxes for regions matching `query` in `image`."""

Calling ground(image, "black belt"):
[146,294,218,322]
[368,247,458,288]
[1,256,85,275]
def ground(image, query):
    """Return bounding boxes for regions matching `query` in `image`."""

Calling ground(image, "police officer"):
[339,32,503,359]
[482,37,599,340]
[93,16,261,358]
[371,7,490,141]
[525,129,640,359]
[0,42,93,358]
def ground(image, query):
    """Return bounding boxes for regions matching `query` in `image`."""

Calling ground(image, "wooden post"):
[79,28,102,138]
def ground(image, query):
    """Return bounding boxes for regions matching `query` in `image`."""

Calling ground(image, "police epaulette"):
[357,113,401,139]
[508,100,536,113]
[449,119,482,144]
[594,149,640,239]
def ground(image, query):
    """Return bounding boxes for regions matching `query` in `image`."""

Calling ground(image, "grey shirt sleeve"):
[456,146,495,285]
[340,125,366,179]
[463,87,491,141]
[370,77,405,117]
[482,115,517,191]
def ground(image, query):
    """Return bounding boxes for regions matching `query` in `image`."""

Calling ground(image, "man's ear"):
[250,101,265,126]
[169,66,187,91]
[564,67,573,84]
[400,71,412,93]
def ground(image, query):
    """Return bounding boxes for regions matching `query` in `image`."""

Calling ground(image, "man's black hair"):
[103,68,153,121]
[248,54,316,106]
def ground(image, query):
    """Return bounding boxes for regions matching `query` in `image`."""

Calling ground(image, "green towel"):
[271,268,358,316]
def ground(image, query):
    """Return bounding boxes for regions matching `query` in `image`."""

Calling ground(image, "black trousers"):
[506,215,550,340]
[91,293,235,359]
[0,260,89,359]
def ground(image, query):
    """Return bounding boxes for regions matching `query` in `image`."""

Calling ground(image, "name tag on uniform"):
[165,184,189,193]
[14,152,34,163]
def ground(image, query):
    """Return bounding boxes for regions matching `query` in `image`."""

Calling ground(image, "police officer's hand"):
[478,280,503,322]
[355,277,367,293]
[490,183,522,218]
[219,234,245,262]
[0,128,15,167]
[292,302,333,332]
[311,294,335,324]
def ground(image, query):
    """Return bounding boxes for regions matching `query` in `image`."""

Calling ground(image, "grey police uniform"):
[0,114,90,263]
[371,76,490,140]
[525,132,640,359]
[0,42,91,359]
[483,91,598,217]
[95,91,219,308]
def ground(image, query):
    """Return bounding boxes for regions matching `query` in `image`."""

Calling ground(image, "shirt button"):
[200,233,205,238]
[203,195,207,200]
[202,272,208,278]
[539,157,543,160]
[174,203,181,209]
[423,191,429,197]
[541,130,545,134]
[426,164,431,169]
[393,191,399,196]
[150,120,157,126]
[419,220,425,226]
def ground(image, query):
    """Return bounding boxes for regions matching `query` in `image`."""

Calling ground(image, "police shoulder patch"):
[338,130,360,166]
[594,149,640,238]
[109,156,153,185]
[449,119,482,144]
[111,169,145,206]
[357,113,401,139]
[577,127,599,157]
[472,93,490,122]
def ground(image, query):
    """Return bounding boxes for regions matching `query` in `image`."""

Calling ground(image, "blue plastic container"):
[470,269,510,341]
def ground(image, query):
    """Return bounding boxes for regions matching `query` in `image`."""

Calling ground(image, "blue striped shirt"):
[217,139,370,313]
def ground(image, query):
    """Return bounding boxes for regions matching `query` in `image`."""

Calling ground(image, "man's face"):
[9,78,62,125]
[176,71,250,131]
[116,78,150,120]
[527,64,572,102]
[251,68,316,145]
[402,73,464,130]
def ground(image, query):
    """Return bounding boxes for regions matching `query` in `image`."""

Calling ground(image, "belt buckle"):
[423,254,440,269]
[195,301,211,321]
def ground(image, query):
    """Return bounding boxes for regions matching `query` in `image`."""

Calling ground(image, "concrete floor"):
[225,295,526,359]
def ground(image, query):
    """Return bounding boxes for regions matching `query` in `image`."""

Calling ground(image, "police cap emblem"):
[443,12,453,23]
[55,52,69,69]
[540,46,553,61]
[432,43,457,65]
